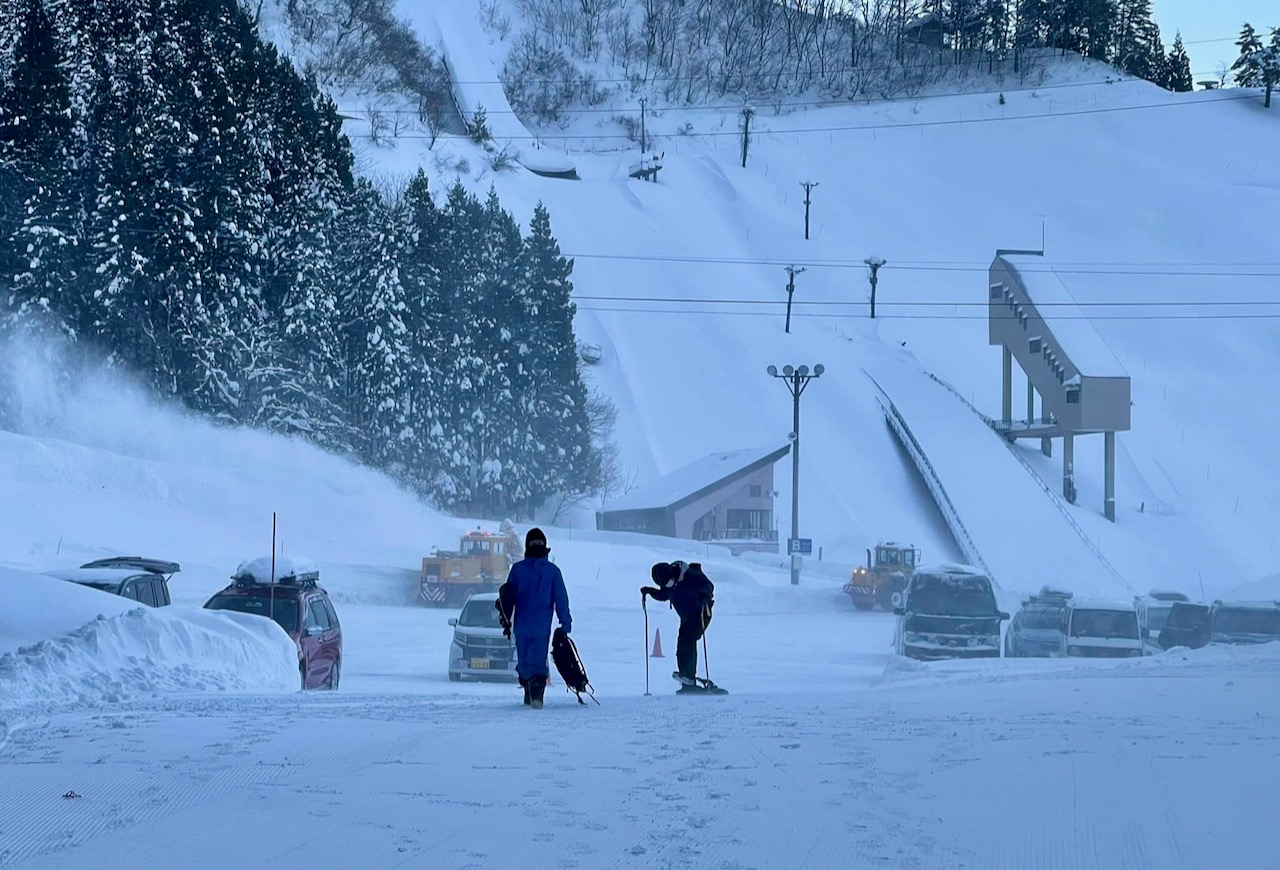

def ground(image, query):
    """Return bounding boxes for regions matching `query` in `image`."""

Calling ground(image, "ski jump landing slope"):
[409,2,577,177]
[868,358,1132,599]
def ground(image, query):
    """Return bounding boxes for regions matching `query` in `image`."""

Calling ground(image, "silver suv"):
[44,556,179,606]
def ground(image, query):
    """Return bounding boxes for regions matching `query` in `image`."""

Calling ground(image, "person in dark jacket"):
[642,561,714,687]
[496,528,571,709]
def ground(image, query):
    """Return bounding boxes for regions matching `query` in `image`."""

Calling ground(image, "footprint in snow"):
[780,743,800,750]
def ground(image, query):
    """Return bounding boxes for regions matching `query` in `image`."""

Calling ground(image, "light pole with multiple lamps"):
[864,256,887,319]
[766,363,825,585]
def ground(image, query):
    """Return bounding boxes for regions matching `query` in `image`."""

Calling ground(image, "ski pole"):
[702,634,710,683]
[643,594,651,696]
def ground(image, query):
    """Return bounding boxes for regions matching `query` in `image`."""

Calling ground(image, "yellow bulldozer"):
[843,542,921,611]
[420,523,522,607]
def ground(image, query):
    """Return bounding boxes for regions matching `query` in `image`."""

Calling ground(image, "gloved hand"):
[640,586,650,599]
[560,623,571,636]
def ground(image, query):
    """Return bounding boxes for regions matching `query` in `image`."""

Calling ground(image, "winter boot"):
[530,675,547,709]
[519,677,531,707]
[672,670,697,687]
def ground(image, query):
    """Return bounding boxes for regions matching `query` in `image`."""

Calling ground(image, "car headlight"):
[453,632,468,646]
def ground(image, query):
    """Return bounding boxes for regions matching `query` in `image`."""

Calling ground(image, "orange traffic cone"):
[651,628,664,658]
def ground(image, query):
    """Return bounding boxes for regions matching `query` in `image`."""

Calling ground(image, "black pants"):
[676,614,710,680]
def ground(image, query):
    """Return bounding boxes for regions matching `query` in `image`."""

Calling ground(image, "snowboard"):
[673,673,729,695]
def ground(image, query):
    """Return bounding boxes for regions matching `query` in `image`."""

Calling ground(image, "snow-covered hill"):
[310,0,1280,601]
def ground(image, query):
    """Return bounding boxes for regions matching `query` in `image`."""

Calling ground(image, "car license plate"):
[470,658,491,669]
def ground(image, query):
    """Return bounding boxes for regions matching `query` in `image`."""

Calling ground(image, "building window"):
[726,509,770,532]
[1066,387,1081,404]
[749,484,762,498]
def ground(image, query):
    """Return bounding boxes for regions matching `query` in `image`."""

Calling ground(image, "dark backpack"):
[551,627,598,705]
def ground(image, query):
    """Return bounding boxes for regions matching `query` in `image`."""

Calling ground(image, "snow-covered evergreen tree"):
[1164,32,1193,92]
[1233,23,1277,108]
[521,202,597,509]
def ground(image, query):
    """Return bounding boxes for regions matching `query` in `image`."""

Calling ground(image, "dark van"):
[893,563,1009,661]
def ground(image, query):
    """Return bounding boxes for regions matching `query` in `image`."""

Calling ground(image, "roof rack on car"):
[231,555,320,588]
[1028,586,1073,604]
[79,556,181,575]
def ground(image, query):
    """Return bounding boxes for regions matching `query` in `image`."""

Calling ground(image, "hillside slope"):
[338,1,1280,600]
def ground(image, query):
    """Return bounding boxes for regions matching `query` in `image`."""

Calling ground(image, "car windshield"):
[1214,608,1280,636]
[459,600,503,628]
[206,594,299,635]
[909,575,996,617]
[1070,609,1138,639]
[1145,605,1172,632]
[1021,608,1063,630]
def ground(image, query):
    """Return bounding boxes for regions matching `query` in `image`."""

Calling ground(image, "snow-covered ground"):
[3,373,1280,867]
[4,4,1280,866]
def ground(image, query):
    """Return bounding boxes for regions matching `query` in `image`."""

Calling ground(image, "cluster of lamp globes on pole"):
[766,363,825,585]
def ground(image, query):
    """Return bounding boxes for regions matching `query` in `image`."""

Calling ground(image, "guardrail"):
[925,372,1134,595]
[863,370,996,587]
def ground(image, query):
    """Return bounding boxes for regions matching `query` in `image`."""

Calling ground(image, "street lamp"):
[864,256,887,319]
[766,362,825,585]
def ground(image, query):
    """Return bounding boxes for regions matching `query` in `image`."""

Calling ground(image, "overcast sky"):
[1152,0,1276,81]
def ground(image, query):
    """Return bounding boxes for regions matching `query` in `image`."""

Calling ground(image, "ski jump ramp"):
[866,362,1132,598]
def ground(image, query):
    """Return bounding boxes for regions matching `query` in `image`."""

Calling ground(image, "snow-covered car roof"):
[1139,589,1189,603]
[232,555,319,585]
[464,592,499,602]
[43,568,157,586]
[1070,598,1136,612]
[915,562,985,577]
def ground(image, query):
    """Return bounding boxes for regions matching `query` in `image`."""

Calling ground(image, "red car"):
[204,556,342,690]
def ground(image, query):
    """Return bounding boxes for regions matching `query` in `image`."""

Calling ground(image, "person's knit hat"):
[525,527,548,551]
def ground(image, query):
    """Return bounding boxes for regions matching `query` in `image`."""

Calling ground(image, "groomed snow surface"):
[5,3,1280,865]
[2,360,1279,868]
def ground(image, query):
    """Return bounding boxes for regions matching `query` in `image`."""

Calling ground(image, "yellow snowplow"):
[420,525,522,607]
[843,542,921,611]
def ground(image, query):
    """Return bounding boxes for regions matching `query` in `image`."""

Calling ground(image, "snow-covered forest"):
[497,0,1197,124]
[0,0,599,518]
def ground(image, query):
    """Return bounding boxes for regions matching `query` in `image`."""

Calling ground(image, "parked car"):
[43,556,180,606]
[1005,586,1073,657]
[448,592,518,682]
[1133,589,1191,654]
[892,563,1008,661]
[1159,600,1280,651]
[203,555,342,690]
[1061,599,1143,658]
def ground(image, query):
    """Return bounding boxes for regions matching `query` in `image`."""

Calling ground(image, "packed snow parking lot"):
[5,0,1280,866]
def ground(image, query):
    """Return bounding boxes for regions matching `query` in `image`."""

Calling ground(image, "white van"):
[1133,589,1191,655]
[1061,599,1143,658]
[447,592,519,681]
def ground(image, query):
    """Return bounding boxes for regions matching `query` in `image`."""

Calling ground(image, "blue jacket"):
[497,556,571,637]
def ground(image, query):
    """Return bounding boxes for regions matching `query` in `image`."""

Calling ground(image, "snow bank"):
[0,566,137,654]
[0,570,298,714]
[876,641,1280,690]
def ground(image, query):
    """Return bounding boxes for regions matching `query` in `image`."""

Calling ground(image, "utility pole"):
[864,256,887,319]
[784,265,805,334]
[740,105,755,169]
[800,181,818,240]
[639,96,647,152]
[766,363,825,586]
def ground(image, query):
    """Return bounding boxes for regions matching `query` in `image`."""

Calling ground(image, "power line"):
[573,305,1280,321]
[357,91,1257,140]
[563,252,1280,278]
[572,295,1280,308]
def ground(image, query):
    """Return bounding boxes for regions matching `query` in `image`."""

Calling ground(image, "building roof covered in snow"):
[601,446,790,513]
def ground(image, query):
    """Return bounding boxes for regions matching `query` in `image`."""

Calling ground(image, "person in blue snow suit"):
[496,527,571,709]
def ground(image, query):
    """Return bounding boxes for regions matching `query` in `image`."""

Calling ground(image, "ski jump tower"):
[988,251,1131,521]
